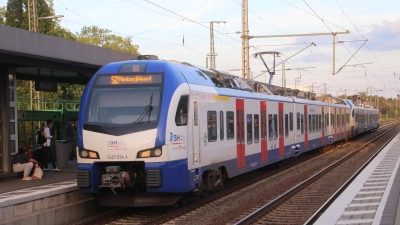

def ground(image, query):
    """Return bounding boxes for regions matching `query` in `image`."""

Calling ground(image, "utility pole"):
[282,62,286,88]
[208,21,226,70]
[206,57,209,68]
[295,76,301,90]
[28,0,39,110]
[324,83,327,95]
[241,0,250,79]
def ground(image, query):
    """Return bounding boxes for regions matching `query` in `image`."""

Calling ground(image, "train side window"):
[319,114,322,131]
[309,114,312,133]
[274,114,278,140]
[254,114,260,143]
[297,112,300,131]
[342,114,345,126]
[175,96,188,126]
[301,114,304,134]
[322,113,324,131]
[337,114,340,128]
[194,102,198,126]
[226,111,234,139]
[285,114,289,137]
[262,111,267,140]
[268,114,273,141]
[247,114,253,144]
[207,111,217,142]
[220,111,224,141]
[289,112,294,131]
[325,113,328,131]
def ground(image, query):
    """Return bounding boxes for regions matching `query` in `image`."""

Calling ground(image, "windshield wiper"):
[132,93,153,125]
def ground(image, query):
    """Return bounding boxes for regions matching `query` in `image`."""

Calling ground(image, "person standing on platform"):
[12,146,39,180]
[43,119,60,172]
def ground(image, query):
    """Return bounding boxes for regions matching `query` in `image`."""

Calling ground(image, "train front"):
[76,60,190,207]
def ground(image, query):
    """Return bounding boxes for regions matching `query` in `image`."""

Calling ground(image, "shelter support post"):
[0,65,12,173]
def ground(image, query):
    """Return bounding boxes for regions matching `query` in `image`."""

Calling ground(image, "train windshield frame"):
[83,73,164,135]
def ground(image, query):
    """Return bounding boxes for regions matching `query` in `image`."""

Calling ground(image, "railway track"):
[74,124,394,225]
[235,124,399,225]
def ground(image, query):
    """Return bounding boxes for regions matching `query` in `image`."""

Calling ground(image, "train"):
[76,56,379,206]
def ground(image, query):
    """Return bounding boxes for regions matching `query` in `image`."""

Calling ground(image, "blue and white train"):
[76,57,379,206]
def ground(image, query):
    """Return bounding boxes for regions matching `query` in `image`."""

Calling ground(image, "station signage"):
[35,80,58,92]
[95,74,162,85]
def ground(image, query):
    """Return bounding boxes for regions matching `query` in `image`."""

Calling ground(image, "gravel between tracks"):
[163,128,393,225]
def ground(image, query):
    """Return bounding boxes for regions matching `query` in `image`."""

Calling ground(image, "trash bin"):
[56,140,72,168]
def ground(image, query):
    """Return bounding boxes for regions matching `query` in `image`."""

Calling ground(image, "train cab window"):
[301,114,304,134]
[220,111,224,141]
[194,102,198,126]
[247,114,253,144]
[285,114,289,137]
[289,112,294,131]
[297,112,300,131]
[175,96,188,126]
[226,111,234,139]
[274,114,278,140]
[254,114,260,143]
[207,111,217,142]
[268,114,273,141]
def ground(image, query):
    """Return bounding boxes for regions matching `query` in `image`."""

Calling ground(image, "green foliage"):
[76,25,139,54]
[5,0,24,28]
[0,6,6,24]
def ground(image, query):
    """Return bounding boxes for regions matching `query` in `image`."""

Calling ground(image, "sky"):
[2,0,399,98]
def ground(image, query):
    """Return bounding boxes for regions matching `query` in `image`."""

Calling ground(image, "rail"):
[234,124,398,225]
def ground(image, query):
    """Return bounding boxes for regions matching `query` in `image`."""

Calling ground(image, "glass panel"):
[207,111,217,142]
[10,122,15,135]
[289,112,293,131]
[297,112,300,130]
[226,111,234,139]
[9,89,14,102]
[10,140,16,154]
[309,114,312,133]
[175,96,188,126]
[285,114,288,137]
[254,114,259,143]
[9,74,14,87]
[247,114,253,144]
[268,114,273,141]
[220,111,224,141]
[87,86,161,125]
[274,114,278,140]
[194,102,198,126]
[9,107,15,120]
[262,111,267,140]
[301,114,304,134]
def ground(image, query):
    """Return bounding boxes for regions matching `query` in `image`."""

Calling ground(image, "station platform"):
[315,131,400,225]
[0,160,105,225]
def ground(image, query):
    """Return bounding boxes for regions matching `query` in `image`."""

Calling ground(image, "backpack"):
[36,127,46,145]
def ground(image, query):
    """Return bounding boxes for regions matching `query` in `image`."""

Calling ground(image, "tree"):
[76,25,139,55]
[5,0,24,28]
[0,7,6,24]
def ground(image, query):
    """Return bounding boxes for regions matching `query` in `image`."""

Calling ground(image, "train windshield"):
[86,86,162,125]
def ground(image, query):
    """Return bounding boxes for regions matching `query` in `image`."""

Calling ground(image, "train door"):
[236,99,245,169]
[304,105,308,149]
[190,95,201,168]
[278,103,284,157]
[260,101,268,162]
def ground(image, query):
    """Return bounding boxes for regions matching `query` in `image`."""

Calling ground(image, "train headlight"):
[154,148,162,157]
[79,148,99,159]
[137,147,162,158]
